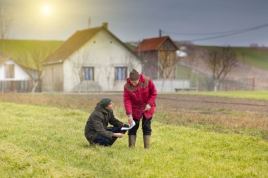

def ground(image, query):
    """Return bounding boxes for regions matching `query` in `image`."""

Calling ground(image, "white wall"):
[0,59,30,80]
[153,79,191,93]
[63,29,141,92]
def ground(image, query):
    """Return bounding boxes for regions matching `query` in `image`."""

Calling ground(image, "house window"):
[115,67,127,80]
[83,67,94,80]
[5,64,14,78]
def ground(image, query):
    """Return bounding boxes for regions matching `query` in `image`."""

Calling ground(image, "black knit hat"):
[100,97,112,108]
[129,69,139,81]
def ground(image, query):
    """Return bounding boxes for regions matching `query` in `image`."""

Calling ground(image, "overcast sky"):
[2,0,268,47]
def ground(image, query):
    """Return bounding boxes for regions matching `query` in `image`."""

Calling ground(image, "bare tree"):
[136,40,180,92]
[157,50,179,78]
[70,50,91,92]
[125,54,141,71]
[139,50,180,92]
[204,46,238,91]
[69,50,102,92]
[158,50,181,91]
[102,61,113,92]
[139,49,180,92]
[111,54,141,91]
[0,4,12,53]
[18,46,52,92]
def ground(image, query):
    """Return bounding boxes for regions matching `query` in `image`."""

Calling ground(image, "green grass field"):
[1,92,268,177]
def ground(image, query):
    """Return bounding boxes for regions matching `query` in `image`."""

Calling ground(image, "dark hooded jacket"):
[84,103,124,143]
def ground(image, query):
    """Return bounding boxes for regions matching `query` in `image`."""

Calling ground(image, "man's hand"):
[122,124,129,128]
[143,104,151,112]
[113,133,124,138]
[128,115,133,125]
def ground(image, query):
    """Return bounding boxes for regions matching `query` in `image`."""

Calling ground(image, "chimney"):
[103,22,108,29]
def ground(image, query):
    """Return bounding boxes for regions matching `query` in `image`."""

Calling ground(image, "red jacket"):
[123,74,157,119]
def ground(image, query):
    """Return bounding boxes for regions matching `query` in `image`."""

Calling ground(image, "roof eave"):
[42,60,63,66]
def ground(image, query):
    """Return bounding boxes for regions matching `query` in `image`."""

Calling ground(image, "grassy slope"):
[176,46,268,90]
[0,101,268,177]
[198,46,268,71]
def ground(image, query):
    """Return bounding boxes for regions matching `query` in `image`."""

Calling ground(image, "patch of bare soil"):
[55,93,268,114]
[95,93,268,114]
[156,94,268,113]
[1,93,267,114]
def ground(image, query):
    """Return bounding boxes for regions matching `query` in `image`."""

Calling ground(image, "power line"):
[187,31,250,42]
[162,23,268,35]
[162,22,268,42]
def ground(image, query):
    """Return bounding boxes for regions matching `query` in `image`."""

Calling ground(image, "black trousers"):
[93,127,126,146]
[128,115,152,136]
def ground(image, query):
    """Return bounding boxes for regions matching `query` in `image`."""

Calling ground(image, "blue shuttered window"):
[83,67,94,81]
[115,67,127,81]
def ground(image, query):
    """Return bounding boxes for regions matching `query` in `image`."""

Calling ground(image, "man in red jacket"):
[123,69,157,149]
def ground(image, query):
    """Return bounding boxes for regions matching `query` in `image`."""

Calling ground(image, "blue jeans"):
[94,127,126,146]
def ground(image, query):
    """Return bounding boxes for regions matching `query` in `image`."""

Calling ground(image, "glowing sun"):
[42,5,51,15]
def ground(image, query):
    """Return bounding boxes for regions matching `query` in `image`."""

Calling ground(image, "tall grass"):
[0,99,268,177]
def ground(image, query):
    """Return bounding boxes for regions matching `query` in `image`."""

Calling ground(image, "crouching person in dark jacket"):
[84,97,128,146]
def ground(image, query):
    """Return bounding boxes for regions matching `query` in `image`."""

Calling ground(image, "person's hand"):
[113,133,124,138]
[122,124,129,128]
[143,104,151,112]
[128,115,133,125]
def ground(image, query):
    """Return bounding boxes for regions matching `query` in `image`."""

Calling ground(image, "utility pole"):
[88,17,91,28]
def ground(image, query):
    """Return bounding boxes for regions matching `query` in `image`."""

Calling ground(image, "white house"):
[0,56,39,92]
[0,56,31,80]
[42,23,141,92]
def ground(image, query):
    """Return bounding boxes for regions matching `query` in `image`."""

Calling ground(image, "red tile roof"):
[134,36,170,52]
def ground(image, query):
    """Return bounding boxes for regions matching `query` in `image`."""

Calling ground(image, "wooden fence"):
[0,80,42,93]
